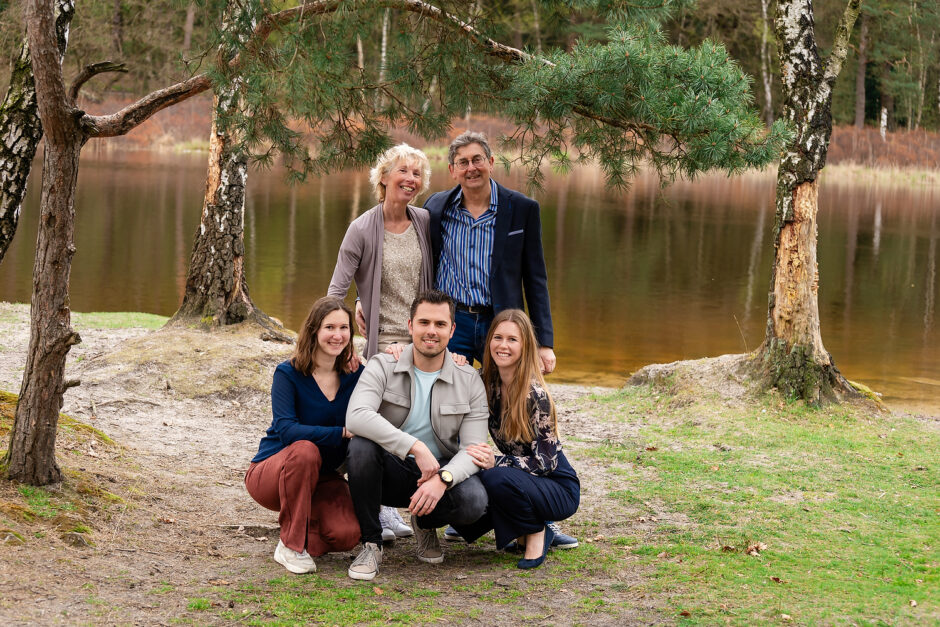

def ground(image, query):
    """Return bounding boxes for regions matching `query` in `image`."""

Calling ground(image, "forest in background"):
[2,0,939,143]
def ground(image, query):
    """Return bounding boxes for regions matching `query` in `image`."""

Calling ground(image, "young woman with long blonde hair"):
[459,309,580,569]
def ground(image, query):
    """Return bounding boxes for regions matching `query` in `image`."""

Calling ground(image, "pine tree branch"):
[79,1,726,146]
[68,62,128,103]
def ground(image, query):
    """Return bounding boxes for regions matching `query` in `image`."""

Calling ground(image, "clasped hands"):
[408,441,445,517]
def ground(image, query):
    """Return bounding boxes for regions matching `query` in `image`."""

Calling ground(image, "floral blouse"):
[489,381,562,476]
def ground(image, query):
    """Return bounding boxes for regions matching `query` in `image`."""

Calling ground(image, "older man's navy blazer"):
[424,182,554,348]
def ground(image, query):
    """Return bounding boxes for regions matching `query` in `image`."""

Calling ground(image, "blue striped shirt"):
[435,179,498,306]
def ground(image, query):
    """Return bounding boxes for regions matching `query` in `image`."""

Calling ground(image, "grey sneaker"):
[273,539,317,574]
[379,506,413,539]
[412,516,444,564]
[348,542,382,581]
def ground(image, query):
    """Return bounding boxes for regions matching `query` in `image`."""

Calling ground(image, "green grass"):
[17,485,74,519]
[579,385,939,625]
[214,574,450,626]
[71,311,168,330]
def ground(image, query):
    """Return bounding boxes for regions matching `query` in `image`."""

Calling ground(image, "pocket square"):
[507,229,524,236]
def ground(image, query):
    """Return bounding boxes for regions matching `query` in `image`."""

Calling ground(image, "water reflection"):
[0,152,937,413]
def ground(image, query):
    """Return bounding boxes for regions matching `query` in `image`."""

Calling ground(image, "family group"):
[244,132,580,581]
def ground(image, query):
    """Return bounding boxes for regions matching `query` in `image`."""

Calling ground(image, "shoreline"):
[1,302,936,418]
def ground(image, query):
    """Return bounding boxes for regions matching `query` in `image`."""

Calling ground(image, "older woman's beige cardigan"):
[327,203,433,358]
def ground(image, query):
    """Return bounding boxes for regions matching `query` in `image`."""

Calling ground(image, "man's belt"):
[455,302,493,315]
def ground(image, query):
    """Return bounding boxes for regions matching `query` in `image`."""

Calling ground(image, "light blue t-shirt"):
[401,367,443,459]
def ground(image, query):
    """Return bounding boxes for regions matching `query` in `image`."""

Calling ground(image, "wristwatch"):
[438,469,453,488]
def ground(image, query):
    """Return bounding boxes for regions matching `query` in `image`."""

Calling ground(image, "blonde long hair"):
[482,309,558,442]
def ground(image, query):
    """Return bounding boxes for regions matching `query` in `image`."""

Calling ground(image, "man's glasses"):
[453,155,487,171]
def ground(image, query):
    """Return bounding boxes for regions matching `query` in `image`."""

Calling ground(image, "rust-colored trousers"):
[244,440,360,556]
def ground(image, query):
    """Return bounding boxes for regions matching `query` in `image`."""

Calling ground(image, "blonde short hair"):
[369,143,432,202]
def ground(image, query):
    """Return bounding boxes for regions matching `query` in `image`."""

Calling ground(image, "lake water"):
[1,150,937,414]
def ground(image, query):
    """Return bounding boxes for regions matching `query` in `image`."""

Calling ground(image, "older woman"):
[328,143,434,357]
[328,143,434,541]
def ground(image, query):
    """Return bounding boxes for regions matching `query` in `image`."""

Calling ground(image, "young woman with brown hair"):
[244,296,362,574]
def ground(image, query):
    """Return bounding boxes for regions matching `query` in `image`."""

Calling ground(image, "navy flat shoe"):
[517,525,555,569]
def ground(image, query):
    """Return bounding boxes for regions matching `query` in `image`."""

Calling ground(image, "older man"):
[424,131,578,550]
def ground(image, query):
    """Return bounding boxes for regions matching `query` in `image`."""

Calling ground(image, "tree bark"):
[760,0,861,404]
[854,12,867,128]
[169,2,289,341]
[183,2,197,52]
[760,0,775,125]
[111,0,124,55]
[4,0,82,485]
[0,0,73,266]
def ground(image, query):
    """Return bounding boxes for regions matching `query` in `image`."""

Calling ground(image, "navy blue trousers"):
[457,452,580,549]
[448,308,494,365]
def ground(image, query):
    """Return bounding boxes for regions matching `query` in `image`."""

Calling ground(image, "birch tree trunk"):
[0,0,73,265]
[169,3,288,341]
[759,0,861,404]
[760,0,775,125]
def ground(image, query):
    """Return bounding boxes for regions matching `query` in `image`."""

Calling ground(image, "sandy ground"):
[0,303,655,625]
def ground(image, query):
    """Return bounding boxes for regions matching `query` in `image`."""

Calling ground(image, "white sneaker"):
[379,506,414,538]
[273,539,316,574]
[348,542,382,581]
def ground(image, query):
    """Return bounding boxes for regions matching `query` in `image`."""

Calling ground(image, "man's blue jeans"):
[449,308,495,365]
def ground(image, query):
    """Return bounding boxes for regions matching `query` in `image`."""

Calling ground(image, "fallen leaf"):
[781,614,792,622]
[745,541,767,556]
[455,574,467,580]
[646,446,658,451]
[208,579,231,586]
[721,545,736,552]
[373,586,384,595]
[679,610,691,617]
[910,600,917,607]
[657,551,669,558]
[710,465,720,471]
[769,576,785,584]
[159,517,176,524]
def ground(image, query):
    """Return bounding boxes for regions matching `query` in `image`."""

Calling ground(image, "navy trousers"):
[458,451,580,549]
[448,308,494,365]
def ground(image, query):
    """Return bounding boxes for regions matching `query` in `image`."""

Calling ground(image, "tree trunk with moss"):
[4,0,82,484]
[0,0,73,266]
[759,0,861,404]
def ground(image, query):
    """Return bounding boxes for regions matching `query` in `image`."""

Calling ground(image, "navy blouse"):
[251,360,363,470]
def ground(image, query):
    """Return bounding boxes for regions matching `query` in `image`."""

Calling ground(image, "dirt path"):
[0,303,652,625]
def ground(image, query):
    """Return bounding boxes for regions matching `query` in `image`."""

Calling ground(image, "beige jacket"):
[346,345,489,486]
[327,203,433,358]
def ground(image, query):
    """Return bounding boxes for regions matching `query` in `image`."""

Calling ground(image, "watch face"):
[440,470,453,484]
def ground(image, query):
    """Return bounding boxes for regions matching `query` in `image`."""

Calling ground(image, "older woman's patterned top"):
[489,381,562,476]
